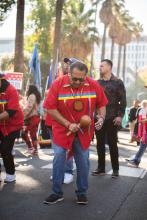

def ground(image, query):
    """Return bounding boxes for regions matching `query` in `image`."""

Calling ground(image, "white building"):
[0,38,15,55]
[94,36,147,87]
[0,37,15,68]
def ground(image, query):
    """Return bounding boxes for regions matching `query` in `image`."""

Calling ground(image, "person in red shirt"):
[22,85,41,155]
[127,100,147,167]
[43,61,108,205]
[45,57,81,184]
[0,73,24,183]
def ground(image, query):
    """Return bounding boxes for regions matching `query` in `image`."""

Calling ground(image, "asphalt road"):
[0,131,147,220]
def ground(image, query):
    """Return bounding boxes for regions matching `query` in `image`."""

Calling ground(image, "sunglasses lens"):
[72,77,84,82]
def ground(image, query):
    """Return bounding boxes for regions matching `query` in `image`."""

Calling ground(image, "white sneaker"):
[4,174,16,183]
[63,173,73,184]
[50,175,53,181]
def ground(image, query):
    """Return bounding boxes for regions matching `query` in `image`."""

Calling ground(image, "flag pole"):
[24,69,31,96]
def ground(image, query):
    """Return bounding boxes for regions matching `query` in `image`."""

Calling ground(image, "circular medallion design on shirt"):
[73,99,84,112]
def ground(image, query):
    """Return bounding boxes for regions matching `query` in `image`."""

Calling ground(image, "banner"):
[5,72,23,90]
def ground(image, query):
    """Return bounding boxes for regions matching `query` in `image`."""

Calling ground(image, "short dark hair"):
[70,61,88,74]
[101,59,113,68]
[27,84,42,104]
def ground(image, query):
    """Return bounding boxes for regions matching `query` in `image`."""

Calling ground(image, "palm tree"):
[99,0,125,60]
[132,22,143,85]
[108,17,121,62]
[90,0,101,74]
[0,0,15,23]
[115,27,132,79]
[114,10,133,79]
[61,1,99,61]
[14,0,25,73]
[133,22,143,40]
[99,0,113,60]
[116,16,142,82]
[52,0,64,79]
[116,21,142,82]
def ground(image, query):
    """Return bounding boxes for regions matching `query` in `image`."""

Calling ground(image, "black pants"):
[95,118,119,171]
[0,130,20,175]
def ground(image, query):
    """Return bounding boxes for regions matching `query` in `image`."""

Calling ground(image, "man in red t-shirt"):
[43,61,108,205]
[45,57,81,185]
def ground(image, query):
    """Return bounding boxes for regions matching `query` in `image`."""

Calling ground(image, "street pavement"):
[0,131,147,220]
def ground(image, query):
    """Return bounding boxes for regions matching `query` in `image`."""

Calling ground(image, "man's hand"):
[95,115,104,131]
[113,116,122,126]
[68,123,80,133]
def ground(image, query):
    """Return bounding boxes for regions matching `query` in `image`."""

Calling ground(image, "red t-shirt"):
[0,83,24,136]
[44,113,52,127]
[44,89,52,127]
[44,75,108,150]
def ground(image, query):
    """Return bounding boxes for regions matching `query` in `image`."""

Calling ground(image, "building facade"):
[94,36,147,88]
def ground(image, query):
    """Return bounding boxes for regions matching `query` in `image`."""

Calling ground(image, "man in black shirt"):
[93,59,126,178]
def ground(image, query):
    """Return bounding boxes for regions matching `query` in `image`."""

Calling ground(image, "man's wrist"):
[64,121,71,129]
[97,115,105,121]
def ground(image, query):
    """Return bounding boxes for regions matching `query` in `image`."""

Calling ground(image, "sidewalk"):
[0,131,147,220]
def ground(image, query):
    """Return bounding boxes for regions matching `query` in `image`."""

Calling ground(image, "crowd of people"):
[0,58,146,206]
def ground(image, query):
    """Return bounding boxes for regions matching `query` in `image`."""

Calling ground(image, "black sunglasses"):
[71,76,85,82]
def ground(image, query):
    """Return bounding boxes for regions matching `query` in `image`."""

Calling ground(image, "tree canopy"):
[25,0,55,62]
[0,0,15,23]
[61,0,100,61]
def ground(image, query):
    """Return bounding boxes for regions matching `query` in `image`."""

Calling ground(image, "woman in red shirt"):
[0,74,24,183]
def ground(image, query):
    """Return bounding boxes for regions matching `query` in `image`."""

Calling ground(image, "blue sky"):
[0,0,147,39]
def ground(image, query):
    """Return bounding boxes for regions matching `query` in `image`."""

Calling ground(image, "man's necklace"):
[70,87,84,112]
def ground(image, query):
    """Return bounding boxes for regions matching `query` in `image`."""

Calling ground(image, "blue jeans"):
[64,157,73,174]
[48,127,73,174]
[134,134,147,165]
[52,136,89,196]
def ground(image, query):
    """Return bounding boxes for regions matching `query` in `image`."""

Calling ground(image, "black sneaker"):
[125,158,134,162]
[111,170,119,178]
[127,161,139,168]
[76,194,88,205]
[43,194,64,205]
[92,169,105,176]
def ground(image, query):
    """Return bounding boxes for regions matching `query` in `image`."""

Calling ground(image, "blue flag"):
[29,43,42,93]
[47,63,53,89]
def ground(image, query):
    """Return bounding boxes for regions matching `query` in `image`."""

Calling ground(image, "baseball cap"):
[64,57,81,64]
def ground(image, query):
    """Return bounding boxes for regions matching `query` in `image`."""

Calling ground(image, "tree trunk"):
[90,1,99,75]
[101,24,107,60]
[122,45,126,83]
[110,38,115,62]
[52,0,64,80]
[117,44,122,77]
[135,40,139,87]
[90,43,94,77]
[14,0,25,73]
